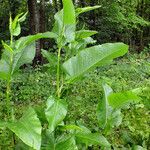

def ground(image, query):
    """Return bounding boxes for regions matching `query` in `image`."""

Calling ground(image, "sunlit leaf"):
[97,84,113,129]
[76,132,110,147]
[15,32,57,51]
[62,0,76,42]
[62,0,76,25]
[64,24,76,42]
[7,108,42,150]
[0,59,10,80]
[45,96,68,133]
[108,91,141,109]
[13,23,21,36]
[56,135,78,150]
[52,10,63,36]
[0,32,56,81]
[63,43,128,83]
[12,43,36,75]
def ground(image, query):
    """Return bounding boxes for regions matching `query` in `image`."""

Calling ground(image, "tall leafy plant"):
[97,84,141,136]
[0,13,56,149]
[40,0,142,149]
[39,0,129,149]
[0,13,56,117]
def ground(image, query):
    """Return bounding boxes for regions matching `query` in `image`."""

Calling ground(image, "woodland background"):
[0,0,150,62]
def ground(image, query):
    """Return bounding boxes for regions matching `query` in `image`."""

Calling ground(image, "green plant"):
[39,0,131,149]
[0,0,142,149]
[0,12,56,149]
[97,84,140,135]
[0,13,56,118]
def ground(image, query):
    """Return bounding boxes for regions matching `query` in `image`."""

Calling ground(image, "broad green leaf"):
[56,135,78,150]
[76,122,91,134]
[75,132,110,147]
[76,6,101,16]
[0,32,56,80]
[97,84,113,129]
[102,109,123,135]
[62,0,76,42]
[63,43,128,83]
[41,132,78,150]
[15,32,57,51]
[7,107,42,150]
[52,10,65,45]
[45,96,68,133]
[69,37,96,54]
[52,10,75,43]
[108,91,141,109]
[0,59,10,80]
[62,0,76,25]
[76,30,98,39]
[10,12,27,36]
[64,24,76,42]
[12,43,36,74]
[110,110,122,127]
[68,37,97,55]
[52,10,63,36]
[11,32,57,75]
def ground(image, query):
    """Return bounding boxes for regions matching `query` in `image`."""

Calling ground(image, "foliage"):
[0,11,56,149]
[7,108,42,150]
[0,53,149,149]
[0,0,148,149]
[1,0,150,53]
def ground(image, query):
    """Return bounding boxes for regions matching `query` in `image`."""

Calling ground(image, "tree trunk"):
[59,0,63,10]
[27,0,41,63]
[39,0,46,51]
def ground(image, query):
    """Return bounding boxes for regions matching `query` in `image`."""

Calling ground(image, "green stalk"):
[10,34,13,47]
[6,33,13,118]
[6,80,11,118]
[56,47,61,98]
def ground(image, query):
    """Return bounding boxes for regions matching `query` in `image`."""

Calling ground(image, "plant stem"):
[10,34,13,47]
[6,80,11,118]
[56,47,61,98]
[6,33,13,119]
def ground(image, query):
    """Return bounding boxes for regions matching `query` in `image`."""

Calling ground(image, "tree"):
[28,0,47,63]
[28,0,40,62]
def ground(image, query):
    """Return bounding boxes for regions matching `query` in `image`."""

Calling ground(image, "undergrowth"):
[0,53,149,149]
